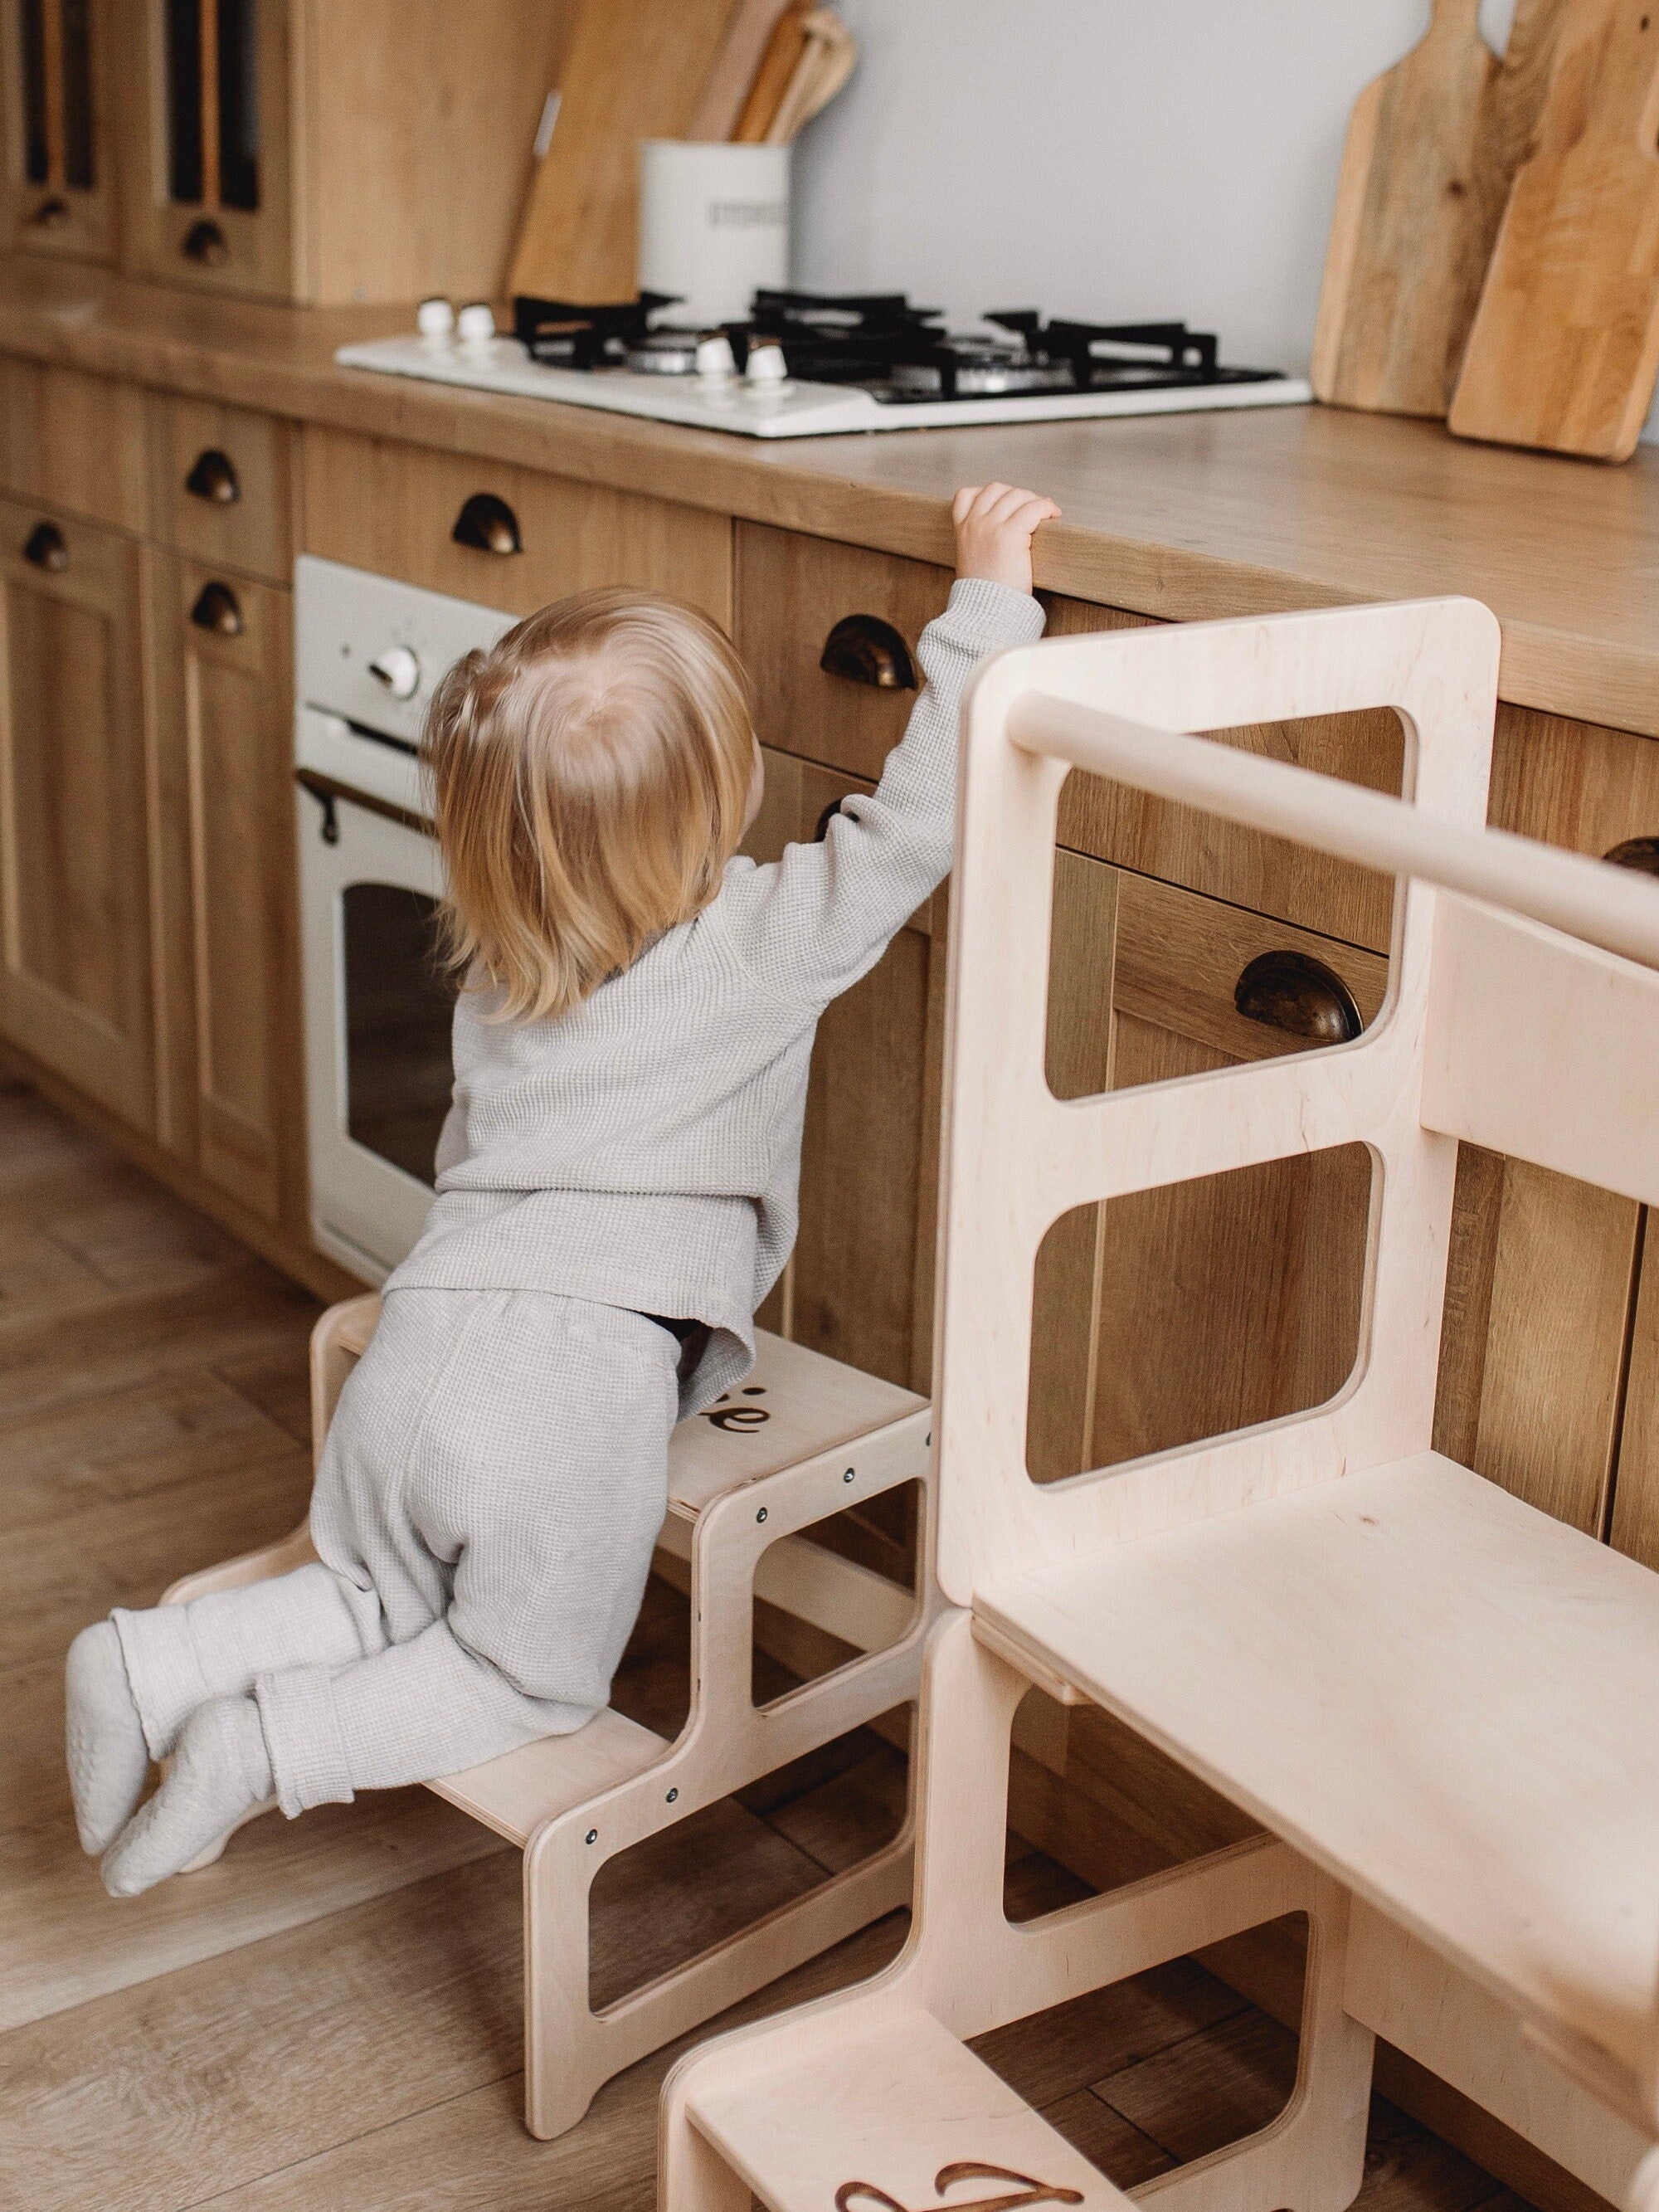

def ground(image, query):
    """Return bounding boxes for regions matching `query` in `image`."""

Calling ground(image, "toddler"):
[66,480,1059,1897]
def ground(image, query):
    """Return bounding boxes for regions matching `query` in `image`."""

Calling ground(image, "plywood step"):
[687,2006,1131,2210]
[975,1450,1659,2093]
[427,1707,667,1849]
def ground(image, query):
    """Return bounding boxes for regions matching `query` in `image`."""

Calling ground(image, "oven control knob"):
[456,302,496,347]
[367,645,421,699]
[745,339,787,384]
[416,295,455,343]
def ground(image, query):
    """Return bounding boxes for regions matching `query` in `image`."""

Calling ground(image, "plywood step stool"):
[660,597,1659,2212]
[164,1294,937,2138]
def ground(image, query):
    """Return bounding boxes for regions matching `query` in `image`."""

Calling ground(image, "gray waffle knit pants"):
[112,1289,679,1815]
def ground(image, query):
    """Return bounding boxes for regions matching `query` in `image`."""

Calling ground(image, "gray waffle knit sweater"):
[390,574,1046,1411]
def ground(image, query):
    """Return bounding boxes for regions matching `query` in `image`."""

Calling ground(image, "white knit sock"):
[100,1695,275,1898]
[65,1620,152,1856]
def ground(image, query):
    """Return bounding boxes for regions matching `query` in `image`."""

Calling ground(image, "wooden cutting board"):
[1312,0,1567,418]
[508,0,739,304]
[1450,0,1659,459]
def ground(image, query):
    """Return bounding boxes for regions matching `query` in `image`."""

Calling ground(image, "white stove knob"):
[696,332,737,380]
[456,301,496,347]
[367,645,421,699]
[745,339,788,384]
[416,295,455,342]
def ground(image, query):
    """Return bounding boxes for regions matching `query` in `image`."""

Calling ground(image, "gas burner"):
[512,292,683,370]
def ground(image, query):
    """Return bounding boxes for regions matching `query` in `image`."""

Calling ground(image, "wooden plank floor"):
[0,1076,1536,2211]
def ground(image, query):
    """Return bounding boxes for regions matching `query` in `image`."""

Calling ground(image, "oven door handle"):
[296,767,432,838]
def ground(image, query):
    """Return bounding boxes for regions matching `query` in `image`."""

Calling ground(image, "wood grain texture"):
[0,0,119,263]
[688,0,794,139]
[1609,1235,1659,1567]
[0,1081,1552,2211]
[0,259,1654,733]
[1314,0,1567,419]
[508,0,739,301]
[0,356,149,534]
[0,497,153,1128]
[735,521,951,779]
[1314,0,1499,416]
[146,557,304,1229]
[1451,0,1659,458]
[301,423,734,626]
[299,0,572,308]
[147,392,294,583]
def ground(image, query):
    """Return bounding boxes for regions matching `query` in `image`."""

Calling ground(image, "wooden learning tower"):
[660,597,1659,2212]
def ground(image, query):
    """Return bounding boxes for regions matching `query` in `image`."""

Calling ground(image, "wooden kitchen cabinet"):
[119,0,568,305]
[735,523,951,779]
[301,426,733,631]
[148,390,294,583]
[147,552,301,1226]
[1030,863,1385,1482]
[0,354,148,534]
[1432,702,1659,1539]
[0,0,119,261]
[0,490,152,1126]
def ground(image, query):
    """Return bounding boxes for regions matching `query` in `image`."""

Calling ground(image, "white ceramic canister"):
[638,141,791,326]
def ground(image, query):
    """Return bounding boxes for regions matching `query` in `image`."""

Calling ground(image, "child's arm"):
[720,483,1060,1004]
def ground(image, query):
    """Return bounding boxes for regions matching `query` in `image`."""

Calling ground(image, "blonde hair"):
[423,587,756,1023]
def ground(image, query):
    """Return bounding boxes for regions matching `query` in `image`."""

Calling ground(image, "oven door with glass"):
[297,767,456,1280]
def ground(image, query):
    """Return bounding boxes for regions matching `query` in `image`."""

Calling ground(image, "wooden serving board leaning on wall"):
[1450,0,1659,458]
[508,0,742,303]
[1313,0,1566,419]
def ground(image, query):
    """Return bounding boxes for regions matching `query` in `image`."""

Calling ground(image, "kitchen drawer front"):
[1111,869,1387,1067]
[1043,592,1403,954]
[301,427,732,627]
[149,393,294,582]
[1490,702,1659,863]
[0,356,148,534]
[1032,855,1379,1485]
[736,522,951,782]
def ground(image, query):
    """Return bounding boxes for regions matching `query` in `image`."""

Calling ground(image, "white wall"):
[788,0,1515,377]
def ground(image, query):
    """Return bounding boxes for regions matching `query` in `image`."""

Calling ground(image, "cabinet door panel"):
[0,495,150,1124]
[149,555,299,1224]
[735,522,951,782]
[0,0,119,260]
[739,743,935,1389]
[119,0,294,300]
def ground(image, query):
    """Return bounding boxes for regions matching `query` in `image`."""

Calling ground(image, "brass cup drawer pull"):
[1605,836,1659,877]
[814,797,846,841]
[27,196,70,230]
[190,581,246,637]
[820,612,918,690]
[185,448,241,505]
[1234,948,1362,1044]
[452,492,523,556]
[22,521,69,572]
[182,217,230,266]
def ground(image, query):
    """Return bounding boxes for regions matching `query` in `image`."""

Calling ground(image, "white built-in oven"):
[294,557,513,1279]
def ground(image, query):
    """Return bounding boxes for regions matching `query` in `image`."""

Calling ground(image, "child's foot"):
[100,1695,274,1898]
[65,1620,151,1856]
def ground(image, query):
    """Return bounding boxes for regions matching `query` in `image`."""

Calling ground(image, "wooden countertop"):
[4,258,1657,738]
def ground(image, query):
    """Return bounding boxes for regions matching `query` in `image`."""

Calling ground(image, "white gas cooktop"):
[334,329,1313,441]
